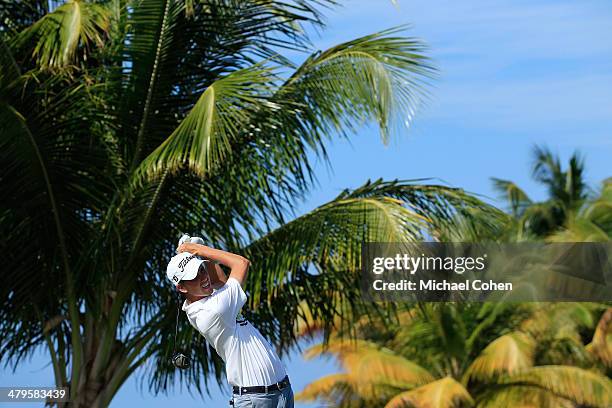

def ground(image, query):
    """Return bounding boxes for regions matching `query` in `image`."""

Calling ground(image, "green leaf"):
[490,178,532,217]
[13,0,110,68]
[277,24,436,145]
[133,62,281,182]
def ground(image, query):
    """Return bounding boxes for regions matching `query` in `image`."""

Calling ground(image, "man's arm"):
[177,243,250,288]
[206,261,228,289]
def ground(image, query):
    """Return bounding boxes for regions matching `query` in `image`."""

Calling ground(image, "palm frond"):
[498,365,612,408]
[586,308,612,367]
[295,373,355,404]
[0,35,21,86]
[531,145,563,189]
[464,332,535,383]
[293,295,354,340]
[12,0,110,68]
[476,384,574,408]
[519,303,596,338]
[577,178,612,238]
[294,294,403,341]
[133,62,282,182]
[546,215,610,242]
[490,177,532,217]
[296,372,379,407]
[277,24,436,145]
[305,339,435,389]
[384,377,473,408]
[300,339,434,404]
[565,150,589,207]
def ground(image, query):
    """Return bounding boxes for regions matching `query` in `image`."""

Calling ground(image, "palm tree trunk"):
[44,319,134,408]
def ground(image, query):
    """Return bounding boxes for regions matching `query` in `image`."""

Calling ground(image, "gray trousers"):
[231,385,294,408]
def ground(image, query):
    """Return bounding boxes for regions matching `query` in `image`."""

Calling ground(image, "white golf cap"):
[166,252,208,286]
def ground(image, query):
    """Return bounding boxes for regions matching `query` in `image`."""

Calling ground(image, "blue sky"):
[292,0,611,216]
[2,0,611,407]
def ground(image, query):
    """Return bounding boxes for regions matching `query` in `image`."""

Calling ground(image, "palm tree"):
[547,177,612,242]
[297,303,612,408]
[491,145,593,239]
[0,1,502,406]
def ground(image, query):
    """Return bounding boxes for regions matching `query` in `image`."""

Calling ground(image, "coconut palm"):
[0,1,503,406]
[297,303,612,408]
[491,145,593,239]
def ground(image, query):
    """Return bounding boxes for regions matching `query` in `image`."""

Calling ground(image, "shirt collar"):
[181,289,217,312]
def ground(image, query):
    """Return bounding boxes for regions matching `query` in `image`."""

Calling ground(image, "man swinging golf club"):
[166,235,294,408]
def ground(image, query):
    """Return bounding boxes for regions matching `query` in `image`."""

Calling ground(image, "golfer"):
[166,240,294,408]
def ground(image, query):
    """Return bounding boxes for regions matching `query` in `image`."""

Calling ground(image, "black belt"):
[232,375,290,395]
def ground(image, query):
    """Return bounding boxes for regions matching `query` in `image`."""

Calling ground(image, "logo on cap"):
[177,254,197,273]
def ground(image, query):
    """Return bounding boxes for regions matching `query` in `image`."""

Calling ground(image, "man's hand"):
[177,242,201,255]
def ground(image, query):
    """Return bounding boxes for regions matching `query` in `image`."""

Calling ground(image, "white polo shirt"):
[182,277,287,387]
